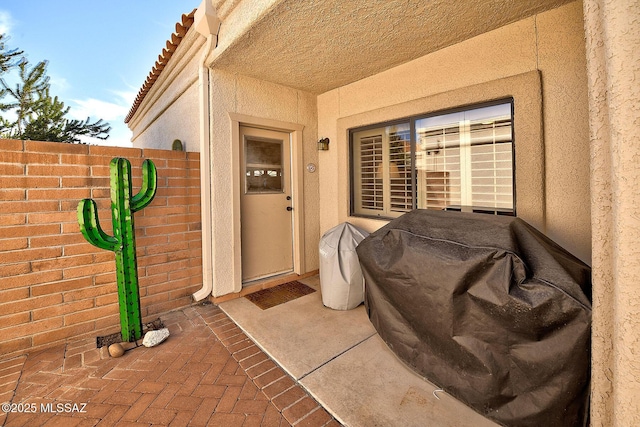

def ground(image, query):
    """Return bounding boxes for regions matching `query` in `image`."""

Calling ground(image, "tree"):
[0,59,49,137]
[20,86,111,143]
[0,35,110,143]
[0,33,23,74]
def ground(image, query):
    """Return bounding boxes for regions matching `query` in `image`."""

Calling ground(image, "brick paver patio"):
[0,303,339,426]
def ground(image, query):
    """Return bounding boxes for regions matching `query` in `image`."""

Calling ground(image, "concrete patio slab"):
[219,276,376,380]
[300,334,498,427]
[221,275,499,427]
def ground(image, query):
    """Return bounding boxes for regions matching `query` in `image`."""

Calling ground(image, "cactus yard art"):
[78,158,157,342]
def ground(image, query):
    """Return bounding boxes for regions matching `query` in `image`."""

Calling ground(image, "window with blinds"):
[352,124,411,217]
[351,100,514,218]
[389,128,411,214]
[416,103,513,214]
[358,133,383,211]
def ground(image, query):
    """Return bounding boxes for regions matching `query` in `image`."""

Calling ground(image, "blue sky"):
[0,1,200,146]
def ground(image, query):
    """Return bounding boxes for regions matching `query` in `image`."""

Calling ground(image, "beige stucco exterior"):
[128,29,205,152]
[206,70,319,296]
[584,0,640,425]
[318,2,591,264]
[126,0,640,423]
[209,0,575,94]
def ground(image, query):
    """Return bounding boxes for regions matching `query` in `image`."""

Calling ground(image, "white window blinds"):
[358,133,383,212]
[388,128,411,214]
[351,101,514,218]
[352,124,411,217]
[468,119,513,210]
[415,103,513,214]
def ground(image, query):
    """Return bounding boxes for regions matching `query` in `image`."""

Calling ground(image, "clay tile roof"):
[124,9,197,124]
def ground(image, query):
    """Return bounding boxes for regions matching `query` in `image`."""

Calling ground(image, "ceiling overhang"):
[209,0,576,94]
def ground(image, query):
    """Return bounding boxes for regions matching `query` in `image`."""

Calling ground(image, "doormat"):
[245,281,316,310]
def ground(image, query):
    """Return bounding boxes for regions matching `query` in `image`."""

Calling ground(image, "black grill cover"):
[356,210,591,427]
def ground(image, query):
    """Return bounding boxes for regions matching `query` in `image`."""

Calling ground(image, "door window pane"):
[245,138,283,193]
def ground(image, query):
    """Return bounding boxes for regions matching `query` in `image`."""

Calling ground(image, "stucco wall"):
[210,0,279,61]
[584,0,640,425]
[207,70,319,296]
[317,0,591,264]
[129,30,205,153]
[537,2,591,266]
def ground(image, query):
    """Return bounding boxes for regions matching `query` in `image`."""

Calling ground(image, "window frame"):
[349,98,515,219]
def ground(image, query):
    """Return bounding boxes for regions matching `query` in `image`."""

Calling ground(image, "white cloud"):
[69,98,129,121]
[112,89,137,106]
[49,75,70,94]
[68,92,135,147]
[0,10,14,35]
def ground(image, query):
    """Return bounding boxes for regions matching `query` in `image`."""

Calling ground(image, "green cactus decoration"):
[77,158,157,342]
[172,139,183,151]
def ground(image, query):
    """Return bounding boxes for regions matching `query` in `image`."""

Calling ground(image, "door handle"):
[286,206,293,211]
[286,196,291,200]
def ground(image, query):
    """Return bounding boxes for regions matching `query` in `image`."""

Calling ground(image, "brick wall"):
[0,140,202,359]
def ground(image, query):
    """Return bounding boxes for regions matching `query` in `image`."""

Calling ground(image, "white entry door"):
[240,126,294,283]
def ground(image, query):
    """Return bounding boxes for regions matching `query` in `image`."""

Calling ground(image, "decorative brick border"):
[0,355,27,426]
[200,305,341,426]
